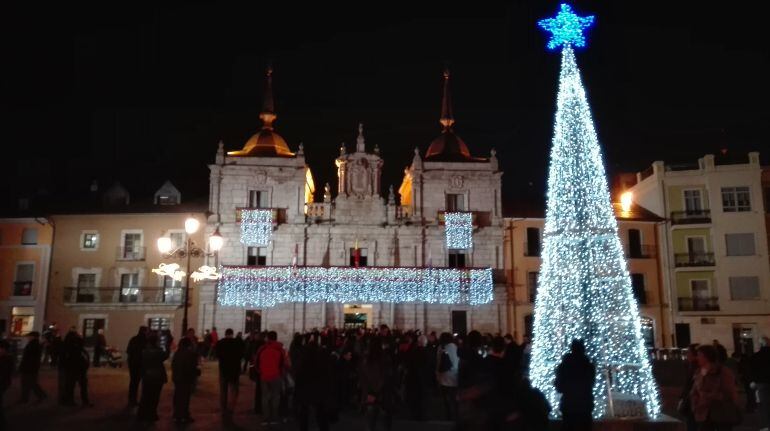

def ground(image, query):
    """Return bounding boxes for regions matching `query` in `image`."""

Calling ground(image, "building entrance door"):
[343,304,372,329]
[83,318,105,347]
[732,324,755,356]
[451,310,467,337]
[245,310,262,334]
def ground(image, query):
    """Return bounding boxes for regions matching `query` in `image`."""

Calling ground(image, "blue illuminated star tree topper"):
[538,3,595,50]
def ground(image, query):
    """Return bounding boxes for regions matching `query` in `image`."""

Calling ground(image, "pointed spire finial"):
[356,122,365,153]
[440,67,455,131]
[259,63,276,130]
[324,182,332,202]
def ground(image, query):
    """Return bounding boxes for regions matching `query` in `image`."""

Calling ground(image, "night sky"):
[3,2,769,212]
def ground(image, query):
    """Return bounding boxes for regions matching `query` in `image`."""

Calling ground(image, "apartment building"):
[45,182,209,350]
[0,218,53,338]
[628,152,770,353]
[504,202,670,348]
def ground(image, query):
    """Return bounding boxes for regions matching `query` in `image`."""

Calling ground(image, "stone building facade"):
[198,70,507,339]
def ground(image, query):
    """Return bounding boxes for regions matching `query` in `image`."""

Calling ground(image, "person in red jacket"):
[208,327,219,360]
[256,331,285,425]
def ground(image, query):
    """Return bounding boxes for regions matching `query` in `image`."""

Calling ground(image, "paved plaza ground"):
[3,361,765,430]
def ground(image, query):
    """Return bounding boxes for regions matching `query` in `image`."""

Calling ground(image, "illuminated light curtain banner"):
[529,3,660,419]
[217,266,493,307]
[240,209,273,246]
[444,212,473,249]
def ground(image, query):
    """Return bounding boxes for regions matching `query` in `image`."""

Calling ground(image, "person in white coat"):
[436,332,459,421]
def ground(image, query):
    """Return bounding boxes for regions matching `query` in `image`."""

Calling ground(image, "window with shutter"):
[729,276,760,300]
[725,233,755,256]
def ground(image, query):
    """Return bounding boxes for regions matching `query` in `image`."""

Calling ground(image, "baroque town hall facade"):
[198,70,506,338]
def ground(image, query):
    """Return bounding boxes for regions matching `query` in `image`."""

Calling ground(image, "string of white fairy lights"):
[444,212,473,249]
[240,209,273,246]
[217,266,493,307]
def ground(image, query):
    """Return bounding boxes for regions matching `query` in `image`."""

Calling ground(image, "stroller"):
[104,346,123,368]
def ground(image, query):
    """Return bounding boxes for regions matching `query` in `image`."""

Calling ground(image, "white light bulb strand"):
[444,212,473,250]
[216,266,493,307]
[240,209,273,246]
[529,45,660,420]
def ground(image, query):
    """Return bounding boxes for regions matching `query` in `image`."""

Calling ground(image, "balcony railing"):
[116,246,146,261]
[524,242,541,257]
[235,207,286,224]
[671,210,711,225]
[305,203,326,218]
[63,286,183,305]
[678,297,719,312]
[396,206,412,220]
[13,281,33,296]
[627,245,656,259]
[438,211,477,224]
[674,252,715,267]
[437,211,492,227]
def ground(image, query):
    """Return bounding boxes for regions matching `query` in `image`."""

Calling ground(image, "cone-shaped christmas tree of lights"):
[529,4,660,418]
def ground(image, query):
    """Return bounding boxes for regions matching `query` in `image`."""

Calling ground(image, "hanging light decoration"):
[444,212,473,249]
[151,262,186,281]
[240,209,273,246]
[191,265,221,282]
[217,266,493,307]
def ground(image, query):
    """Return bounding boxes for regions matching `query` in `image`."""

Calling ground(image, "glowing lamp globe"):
[184,217,200,235]
[157,237,172,254]
[209,228,224,252]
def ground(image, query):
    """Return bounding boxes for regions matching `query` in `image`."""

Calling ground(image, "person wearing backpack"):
[436,332,459,421]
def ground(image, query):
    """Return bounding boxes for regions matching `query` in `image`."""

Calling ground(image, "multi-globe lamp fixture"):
[152,216,224,333]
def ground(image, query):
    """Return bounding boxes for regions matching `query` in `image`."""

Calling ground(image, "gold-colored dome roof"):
[230,129,293,157]
[228,66,295,158]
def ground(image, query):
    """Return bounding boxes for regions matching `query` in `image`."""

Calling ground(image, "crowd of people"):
[678,338,770,431]
[122,324,553,429]
[0,323,767,430]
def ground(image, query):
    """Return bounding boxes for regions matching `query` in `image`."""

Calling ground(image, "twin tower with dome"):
[199,67,505,337]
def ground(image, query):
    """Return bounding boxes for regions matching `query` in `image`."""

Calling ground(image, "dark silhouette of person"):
[93,329,106,367]
[172,337,198,423]
[60,331,91,406]
[555,339,595,431]
[19,331,47,403]
[126,326,148,406]
[216,328,245,419]
[0,340,14,428]
[137,332,169,422]
[295,332,333,431]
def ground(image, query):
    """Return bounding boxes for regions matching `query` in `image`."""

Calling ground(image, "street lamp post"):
[156,217,223,334]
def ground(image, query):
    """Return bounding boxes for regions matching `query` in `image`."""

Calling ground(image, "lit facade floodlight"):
[621,191,633,213]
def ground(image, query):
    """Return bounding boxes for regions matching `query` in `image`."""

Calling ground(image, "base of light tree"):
[550,415,683,431]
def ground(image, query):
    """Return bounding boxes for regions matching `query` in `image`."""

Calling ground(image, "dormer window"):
[157,195,179,205]
[154,180,181,205]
